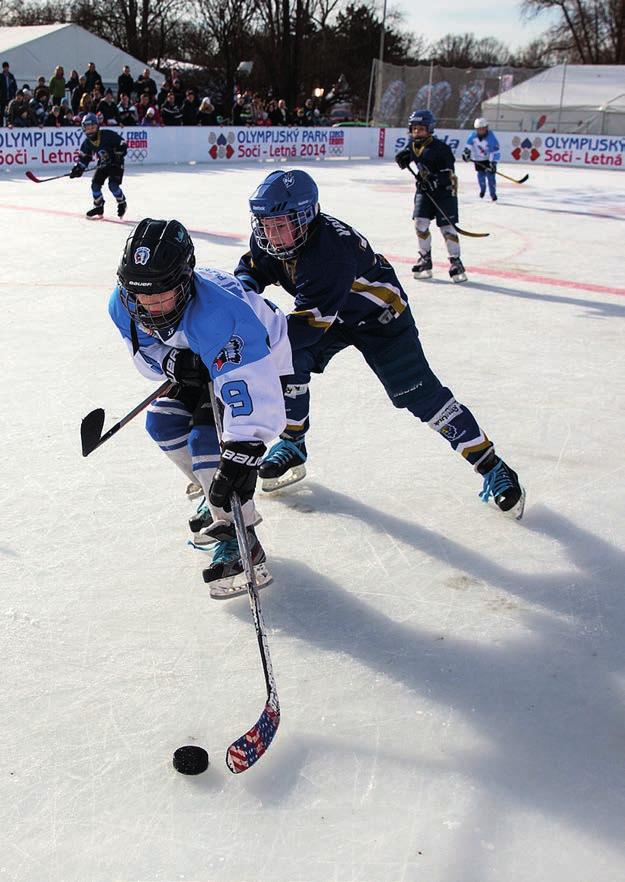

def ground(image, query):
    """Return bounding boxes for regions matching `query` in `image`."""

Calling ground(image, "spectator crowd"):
[0,58,354,129]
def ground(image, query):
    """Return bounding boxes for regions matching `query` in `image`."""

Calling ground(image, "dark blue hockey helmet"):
[81,112,99,136]
[408,109,435,141]
[117,218,196,332]
[249,169,319,259]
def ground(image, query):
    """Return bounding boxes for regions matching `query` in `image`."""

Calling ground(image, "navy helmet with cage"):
[249,169,319,259]
[408,109,435,142]
[117,218,196,332]
[81,112,99,135]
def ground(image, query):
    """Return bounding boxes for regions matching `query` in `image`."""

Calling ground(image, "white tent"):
[0,24,164,91]
[481,64,625,134]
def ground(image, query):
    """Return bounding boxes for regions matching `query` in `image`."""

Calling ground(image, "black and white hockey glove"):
[69,165,84,178]
[209,441,266,509]
[161,348,207,387]
[475,160,492,172]
[394,147,412,170]
[462,148,471,162]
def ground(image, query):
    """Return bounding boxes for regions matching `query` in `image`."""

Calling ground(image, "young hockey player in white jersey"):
[110,217,292,598]
[463,118,501,201]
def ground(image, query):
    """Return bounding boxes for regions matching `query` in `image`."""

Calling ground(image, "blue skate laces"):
[211,536,239,565]
[479,460,511,504]
[264,439,306,467]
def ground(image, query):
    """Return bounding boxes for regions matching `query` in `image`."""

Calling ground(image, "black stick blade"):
[226,700,280,773]
[517,174,529,184]
[81,408,105,456]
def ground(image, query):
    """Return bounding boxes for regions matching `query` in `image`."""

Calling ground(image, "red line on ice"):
[388,253,625,298]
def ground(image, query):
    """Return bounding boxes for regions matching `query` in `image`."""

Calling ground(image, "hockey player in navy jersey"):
[70,113,128,219]
[463,118,500,201]
[395,109,466,283]
[111,218,293,598]
[234,169,525,520]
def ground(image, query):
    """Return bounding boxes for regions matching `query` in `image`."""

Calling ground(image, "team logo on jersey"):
[282,172,295,188]
[134,246,150,265]
[214,335,244,371]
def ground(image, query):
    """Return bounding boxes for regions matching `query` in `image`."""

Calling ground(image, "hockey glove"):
[475,160,491,172]
[394,148,412,170]
[69,165,84,178]
[114,144,128,161]
[462,148,471,162]
[416,169,437,192]
[161,348,207,387]
[209,441,266,509]
[489,161,497,174]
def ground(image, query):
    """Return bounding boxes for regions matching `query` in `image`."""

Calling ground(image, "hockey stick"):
[81,379,173,456]
[407,166,490,238]
[494,169,529,184]
[25,170,72,184]
[208,382,281,774]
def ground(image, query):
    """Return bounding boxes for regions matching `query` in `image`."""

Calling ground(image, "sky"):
[392,0,559,52]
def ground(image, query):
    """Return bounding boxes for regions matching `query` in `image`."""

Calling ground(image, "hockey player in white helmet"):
[462,118,501,201]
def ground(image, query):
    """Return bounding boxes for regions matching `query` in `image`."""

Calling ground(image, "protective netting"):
[372,60,542,129]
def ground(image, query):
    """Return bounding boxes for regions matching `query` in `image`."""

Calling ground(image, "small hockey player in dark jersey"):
[234,169,525,519]
[111,218,293,597]
[69,113,128,218]
[395,109,466,283]
[463,117,500,201]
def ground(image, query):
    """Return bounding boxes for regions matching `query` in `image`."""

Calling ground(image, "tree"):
[430,32,510,67]
[522,0,625,63]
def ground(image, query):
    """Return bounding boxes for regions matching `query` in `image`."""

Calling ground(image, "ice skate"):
[259,438,307,492]
[491,195,498,202]
[116,198,127,218]
[479,189,485,198]
[449,256,467,283]
[412,251,433,280]
[478,451,526,520]
[188,496,214,546]
[86,203,104,219]
[201,524,272,600]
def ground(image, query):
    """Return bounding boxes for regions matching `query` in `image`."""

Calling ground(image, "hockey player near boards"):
[463,118,500,201]
[395,109,467,283]
[69,113,128,219]
[110,218,293,597]
[235,169,525,518]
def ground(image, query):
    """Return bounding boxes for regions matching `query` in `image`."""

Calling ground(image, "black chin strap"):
[130,318,140,355]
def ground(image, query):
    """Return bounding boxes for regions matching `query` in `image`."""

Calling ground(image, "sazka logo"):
[208,132,235,160]
[214,335,244,370]
[511,136,541,162]
[134,246,150,265]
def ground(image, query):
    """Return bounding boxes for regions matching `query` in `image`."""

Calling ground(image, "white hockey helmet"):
[474,117,489,129]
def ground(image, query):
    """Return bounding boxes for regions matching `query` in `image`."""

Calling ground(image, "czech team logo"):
[134,246,150,265]
[208,132,235,160]
[511,136,541,162]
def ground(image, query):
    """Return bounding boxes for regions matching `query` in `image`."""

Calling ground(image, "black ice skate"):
[449,256,467,283]
[412,251,433,280]
[201,523,272,600]
[86,203,104,219]
[116,198,127,218]
[259,438,307,492]
[188,496,214,546]
[477,451,526,520]
[479,189,486,198]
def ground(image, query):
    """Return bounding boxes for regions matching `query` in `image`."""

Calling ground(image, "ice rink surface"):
[1,157,624,882]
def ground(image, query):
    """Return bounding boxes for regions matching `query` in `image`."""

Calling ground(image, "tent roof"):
[483,65,625,112]
[0,24,164,87]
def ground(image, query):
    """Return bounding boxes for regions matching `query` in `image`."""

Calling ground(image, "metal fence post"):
[556,61,567,131]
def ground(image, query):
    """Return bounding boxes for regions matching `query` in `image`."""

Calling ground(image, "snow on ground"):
[1,159,624,882]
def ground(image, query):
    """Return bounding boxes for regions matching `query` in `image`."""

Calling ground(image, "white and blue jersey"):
[109,267,292,445]
[464,130,500,162]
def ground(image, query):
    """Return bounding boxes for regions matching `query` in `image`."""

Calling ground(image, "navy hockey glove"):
[209,441,266,509]
[394,148,412,170]
[69,165,84,178]
[416,169,437,192]
[475,160,491,172]
[462,148,471,162]
[114,143,128,161]
[161,348,207,387]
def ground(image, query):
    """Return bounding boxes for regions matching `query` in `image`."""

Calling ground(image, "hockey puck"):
[173,745,209,775]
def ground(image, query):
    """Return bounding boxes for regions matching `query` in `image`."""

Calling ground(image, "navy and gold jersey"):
[235,212,409,352]
[409,136,455,190]
[77,129,127,170]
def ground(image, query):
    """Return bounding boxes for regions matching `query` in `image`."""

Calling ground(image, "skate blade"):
[502,486,526,521]
[209,564,273,600]
[451,273,468,283]
[413,270,433,280]
[261,464,306,492]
